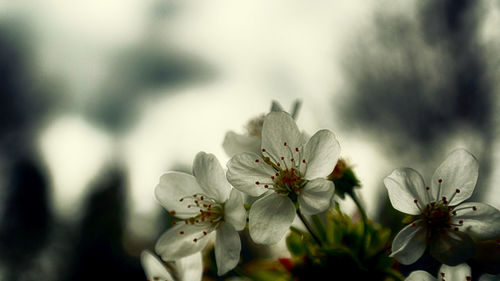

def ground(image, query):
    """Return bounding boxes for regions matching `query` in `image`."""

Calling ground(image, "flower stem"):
[349,191,368,256]
[296,209,323,246]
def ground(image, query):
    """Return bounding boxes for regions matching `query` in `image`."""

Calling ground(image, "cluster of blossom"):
[140,102,500,281]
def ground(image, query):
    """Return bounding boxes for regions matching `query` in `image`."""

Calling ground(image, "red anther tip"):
[455,189,460,193]
[438,179,443,183]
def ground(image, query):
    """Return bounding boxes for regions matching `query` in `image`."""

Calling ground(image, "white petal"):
[248,193,296,244]
[155,223,210,261]
[431,149,478,205]
[429,230,475,265]
[215,222,241,275]
[384,168,429,215]
[226,152,276,197]
[222,131,261,157]
[390,221,427,265]
[193,152,231,202]
[155,172,204,219]
[438,263,471,281]
[453,202,500,240]
[261,111,303,166]
[141,250,175,281]
[405,270,436,281]
[298,178,334,215]
[302,130,341,180]
[224,189,247,231]
[176,252,203,281]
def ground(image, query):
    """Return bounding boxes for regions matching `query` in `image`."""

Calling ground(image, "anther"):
[255,159,259,163]
[281,156,285,160]
[193,238,198,243]
[295,147,299,152]
[455,189,460,193]
[284,142,287,146]
[255,181,260,185]
[426,186,430,190]
[179,231,184,235]
[170,211,176,216]
[262,148,266,152]
[438,179,443,183]
[472,206,477,211]
[466,277,471,281]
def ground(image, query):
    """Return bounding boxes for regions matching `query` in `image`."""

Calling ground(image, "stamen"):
[447,189,460,204]
[424,186,432,203]
[437,178,443,200]
[413,199,422,211]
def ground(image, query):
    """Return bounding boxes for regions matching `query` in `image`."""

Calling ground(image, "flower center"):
[253,142,308,202]
[170,193,224,242]
[245,114,265,137]
[421,202,451,230]
[273,167,304,196]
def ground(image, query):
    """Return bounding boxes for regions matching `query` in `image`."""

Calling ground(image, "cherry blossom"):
[384,149,500,265]
[154,152,247,275]
[226,111,340,244]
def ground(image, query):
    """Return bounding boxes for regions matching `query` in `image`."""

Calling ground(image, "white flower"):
[405,263,472,281]
[140,250,202,281]
[226,111,340,244]
[222,100,302,157]
[405,263,498,281]
[384,149,500,265]
[154,152,247,276]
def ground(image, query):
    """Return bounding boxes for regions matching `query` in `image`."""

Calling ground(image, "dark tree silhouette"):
[61,165,144,281]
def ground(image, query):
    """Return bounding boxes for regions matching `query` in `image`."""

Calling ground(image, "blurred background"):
[0,0,499,280]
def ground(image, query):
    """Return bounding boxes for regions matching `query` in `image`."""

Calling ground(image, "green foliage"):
[284,208,403,281]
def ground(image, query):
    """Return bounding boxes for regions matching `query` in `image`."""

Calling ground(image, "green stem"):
[384,269,405,281]
[349,191,368,256]
[296,209,323,246]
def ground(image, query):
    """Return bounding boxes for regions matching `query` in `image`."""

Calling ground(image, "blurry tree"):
[61,165,144,281]
[0,157,52,280]
[341,0,494,204]
[340,1,496,279]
